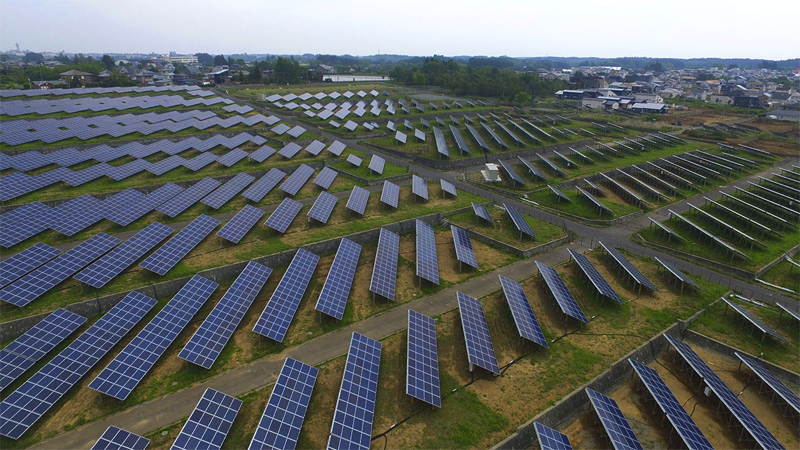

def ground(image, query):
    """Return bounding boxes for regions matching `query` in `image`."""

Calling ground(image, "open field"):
[444,206,566,248]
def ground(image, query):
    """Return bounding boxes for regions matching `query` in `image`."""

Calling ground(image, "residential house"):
[312,64,336,74]
[634,93,663,103]
[765,109,800,122]
[630,103,668,114]
[708,94,734,106]
[59,70,95,84]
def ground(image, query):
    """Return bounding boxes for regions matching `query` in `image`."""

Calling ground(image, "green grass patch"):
[446,207,565,248]
[528,188,640,219]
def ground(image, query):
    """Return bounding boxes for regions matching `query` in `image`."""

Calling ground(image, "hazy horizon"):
[2,0,799,60]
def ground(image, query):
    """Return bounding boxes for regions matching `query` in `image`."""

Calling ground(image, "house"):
[312,64,336,74]
[556,89,586,100]
[134,70,155,84]
[708,94,734,106]
[659,88,682,99]
[581,98,618,110]
[630,103,668,114]
[733,96,760,108]
[59,70,94,84]
[207,68,229,84]
[30,80,66,90]
[98,70,112,81]
[765,109,800,122]
[634,93,663,103]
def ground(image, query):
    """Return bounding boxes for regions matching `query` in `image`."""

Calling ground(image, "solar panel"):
[415,220,439,285]
[89,275,218,400]
[272,123,290,135]
[0,243,61,289]
[253,249,319,342]
[736,352,800,416]
[576,187,612,214]
[49,194,107,236]
[586,388,643,450]
[598,242,659,292]
[369,228,400,300]
[328,141,346,156]
[503,203,536,238]
[315,238,362,320]
[326,332,381,450]
[278,142,303,159]
[280,164,315,196]
[440,179,457,197]
[304,139,325,156]
[91,426,150,450]
[108,183,185,227]
[535,261,588,323]
[171,388,242,450]
[534,422,573,450]
[157,177,221,218]
[412,175,429,200]
[629,360,713,450]
[722,298,787,342]
[406,310,441,407]
[249,145,277,163]
[472,202,493,223]
[242,168,286,203]
[313,167,338,190]
[345,154,362,168]
[308,192,339,224]
[180,262,272,369]
[140,215,219,276]
[75,222,173,288]
[0,308,86,391]
[665,335,784,450]
[265,198,303,233]
[202,173,255,209]
[368,155,386,174]
[497,159,525,185]
[568,249,622,303]
[0,202,54,248]
[456,292,500,374]
[248,357,318,450]
[451,225,478,269]
[217,148,248,167]
[217,205,265,244]
[380,180,400,208]
[346,186,370,215]
[0,291,156,440]
[653,257,701,291]
[0,233,120,307]
[498,275,548,348]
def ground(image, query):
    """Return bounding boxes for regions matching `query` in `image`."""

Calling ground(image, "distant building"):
[634,93,663,103]
[30,80,66,89]
[708,94,734,105]
[59,70,94,84]
[162,54,198,64]
[630,103,668,114]
[312,64,336,74]
[765,109,800,122]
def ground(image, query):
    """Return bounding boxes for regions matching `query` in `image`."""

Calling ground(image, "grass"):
[759,256,800,295]
[527,188,641,219]
[445,207,566,248]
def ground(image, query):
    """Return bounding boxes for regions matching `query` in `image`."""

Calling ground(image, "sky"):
[2,0,798,60]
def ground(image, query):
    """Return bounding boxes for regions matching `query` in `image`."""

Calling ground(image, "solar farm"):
[0,81,798,450]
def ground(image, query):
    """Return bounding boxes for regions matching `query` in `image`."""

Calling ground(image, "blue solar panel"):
[305,140,326,156]
[0,308,86,391]
[265,198,303,233]
[0,291,156,440]
[327,332,381,450]
[599,242,659,292]
[180,262,272,368]
[140,215,219,276]
[346,154,362,167]
[308,192,338,224]
[327,141,346,156]
[451,225,479,269]
[504,203,536,238]
[249,145,277,163]
[217,205,265,244]
[0,233,120,307]
[313,167,338,190]
[586,388,644,450]
[568,249,622,303]
[0,243,61,289]
[280,164,315,196]
[380,181,400,208]
[536,261,588,323]
[456,292,500,374]
[369,228,400,300]
[253,249,320,342]
[242,168,286,203]
[108,183,184,226]
[346,186,370,215]
[217,148,249,167]
[157,177,221,218]
[736,352,800,417]
[471,202,493,223]
[665,336,785,450]
[249,357,318,450]
[75,222,173,288]
[49,194,107,236]
[171,388,242,450]
[278,142,303,159]
[497,159,525,185]
[315,239,361,321]
[653,257,702,291]
[498,275,548,348]
[89,275,218,400]
[368,155,385,174]
[534,422,573,450]
[440,179,457,197]
[723,298,787,342]
[0,202,54,248]
[412,175,429,200]
[629,360,713,450]
[91,426,150,450]
[415,220,439,285]
[406,310,441,407]
[202,173,255,209]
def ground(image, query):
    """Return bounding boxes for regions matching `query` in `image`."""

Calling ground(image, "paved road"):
[26,93,800,448]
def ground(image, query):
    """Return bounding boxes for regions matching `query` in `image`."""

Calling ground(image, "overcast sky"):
[2,0,798,60]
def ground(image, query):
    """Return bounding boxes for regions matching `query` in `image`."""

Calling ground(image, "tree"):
[102,54,115,70]
[249,65,261,83]
[195,53,214,66]
[513,91,532,104]
[411,72,426,85]
[23,52,44,64]
[213,54,227,66]
[68,76,82,88]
